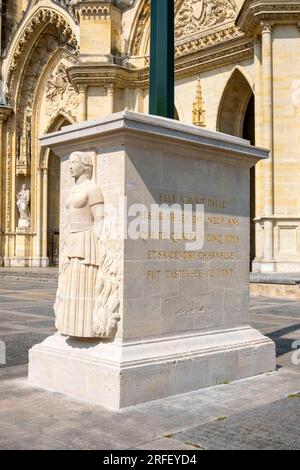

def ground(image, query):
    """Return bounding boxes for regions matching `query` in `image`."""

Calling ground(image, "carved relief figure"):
[44,60,79,122]
[16,184,30,222]
[46,64,69,101]
[55,152,104,338]
[55,151,121,339]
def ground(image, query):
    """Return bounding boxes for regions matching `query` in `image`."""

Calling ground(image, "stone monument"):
[28,111,276,410]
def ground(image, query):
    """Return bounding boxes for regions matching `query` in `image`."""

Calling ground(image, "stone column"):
[261,21,275,269]
[105,83,114,114]
[0,108,11,265]
[78,85,87,122]
[42,168,48,260]
[34,168,42,262]
[0,116,5,266]
[253,38,264,267]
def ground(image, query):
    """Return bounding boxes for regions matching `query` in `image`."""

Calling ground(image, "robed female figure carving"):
[16,184,30,221]
[54,151,120,339]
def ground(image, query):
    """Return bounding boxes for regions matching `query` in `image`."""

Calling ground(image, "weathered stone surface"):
[28,111,275,410]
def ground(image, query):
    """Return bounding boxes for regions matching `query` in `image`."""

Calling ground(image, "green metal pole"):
[149,0,174,119]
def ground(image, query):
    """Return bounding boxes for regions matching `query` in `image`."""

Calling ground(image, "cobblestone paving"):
[0,276,57,370]
[0,273,299,450]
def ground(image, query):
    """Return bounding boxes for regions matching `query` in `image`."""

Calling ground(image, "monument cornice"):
[236,0,300,36]
[40,110,268,167]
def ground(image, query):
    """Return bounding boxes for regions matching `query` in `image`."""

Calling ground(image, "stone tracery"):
[6,7,78,104]
[15,27,78,177]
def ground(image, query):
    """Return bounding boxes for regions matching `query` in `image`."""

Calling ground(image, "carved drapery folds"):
[55,151,121,339]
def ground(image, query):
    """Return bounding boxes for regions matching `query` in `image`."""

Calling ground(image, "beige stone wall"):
[271,24,300,270]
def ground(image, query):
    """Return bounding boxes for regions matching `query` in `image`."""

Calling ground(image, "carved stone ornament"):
[52,0,78,23]
[131,0,239,58]
[6,8,78,101]
[17,106,32,176]
[192,77,206,127]
[45,60,79,120]
[175,0,237,39]
[55,151,121,339]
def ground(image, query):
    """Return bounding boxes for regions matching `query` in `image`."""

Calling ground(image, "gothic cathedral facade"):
[1,0,300,272]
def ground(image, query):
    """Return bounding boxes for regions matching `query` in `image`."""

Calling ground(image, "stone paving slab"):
[170,396,300,450]
[0,368,298,450]
[0,275,299,449]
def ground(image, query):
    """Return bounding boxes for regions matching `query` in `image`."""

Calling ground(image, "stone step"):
[250,272,300,299]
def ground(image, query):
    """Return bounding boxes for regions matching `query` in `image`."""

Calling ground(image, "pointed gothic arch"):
[4,3,78,106]
[3,3,78,261]
[217,68,254,138]
[217,67,256,264]
[44,112,72,266]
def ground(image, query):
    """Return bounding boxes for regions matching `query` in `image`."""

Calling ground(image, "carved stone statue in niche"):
[17,106,32,175]
[55,151,121,339]
[16,184,30,228]
[0,80,6,105]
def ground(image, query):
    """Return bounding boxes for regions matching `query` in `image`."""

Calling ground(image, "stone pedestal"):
[7,232,31,267]
[17,219,30,230]
[29,111,276,410]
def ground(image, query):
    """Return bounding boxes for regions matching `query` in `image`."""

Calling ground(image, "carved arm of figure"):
[91,203,104,241]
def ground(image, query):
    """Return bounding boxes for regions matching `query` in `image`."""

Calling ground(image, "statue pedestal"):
[17,219,30,230]
[29,112,276,410]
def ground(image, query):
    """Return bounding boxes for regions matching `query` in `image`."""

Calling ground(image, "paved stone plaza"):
[0,270,299,450]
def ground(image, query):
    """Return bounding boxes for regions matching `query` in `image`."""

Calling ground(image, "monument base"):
[28,327,275,410]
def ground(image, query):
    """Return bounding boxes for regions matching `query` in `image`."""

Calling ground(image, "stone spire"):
[192,77,205,127]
